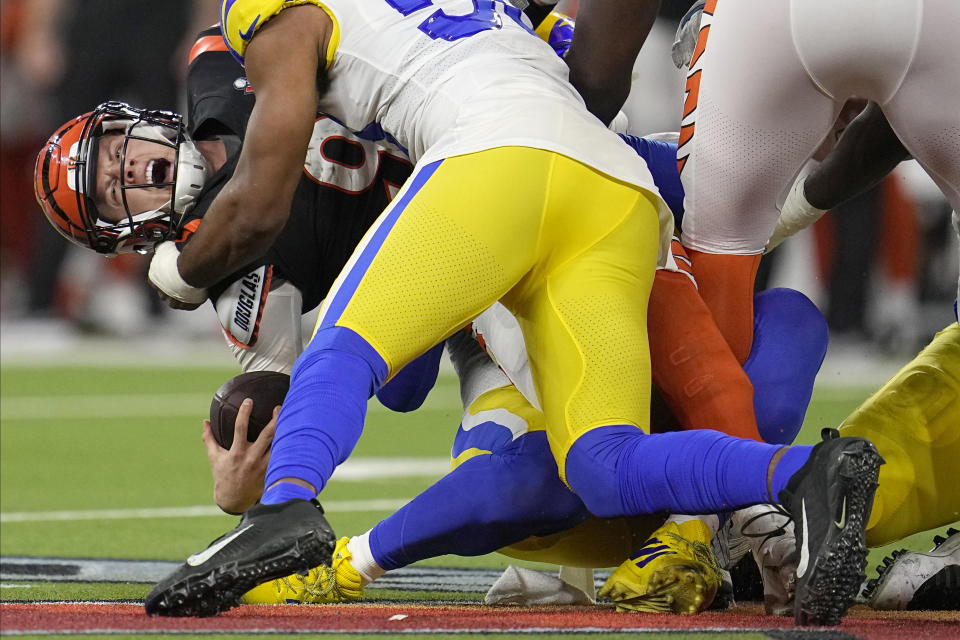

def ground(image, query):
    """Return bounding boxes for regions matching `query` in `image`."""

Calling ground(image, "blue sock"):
[746,288,829,445]
[770,445,813,497]
[369,432,587,570]
[263,327,387,501]
[261,482,317,505]
[566,424,791,517]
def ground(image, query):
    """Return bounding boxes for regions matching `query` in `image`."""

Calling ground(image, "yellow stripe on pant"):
[839,322,960,546]
[323,146,661,482]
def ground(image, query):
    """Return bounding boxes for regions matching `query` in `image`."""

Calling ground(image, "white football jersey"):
[316,0,663,190]
[222,0,674,263]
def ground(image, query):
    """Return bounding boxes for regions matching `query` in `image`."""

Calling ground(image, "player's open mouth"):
[145,158,174,186]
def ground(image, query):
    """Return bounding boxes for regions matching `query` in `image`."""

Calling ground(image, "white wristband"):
[765,176,827,253]
[148,241,208,305]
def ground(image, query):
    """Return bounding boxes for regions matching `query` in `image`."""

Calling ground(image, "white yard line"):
[0,497,412,524]
[0,394,214,420]
[0,457,451,524]
[0,393,459,421]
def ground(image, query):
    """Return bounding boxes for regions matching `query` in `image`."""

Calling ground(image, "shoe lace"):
[663,531,723,579]
[303,565,345,602]
[280,564,343,603]
[738,508,793,548]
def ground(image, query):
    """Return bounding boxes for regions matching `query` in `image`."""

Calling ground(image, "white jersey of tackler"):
[313,0,663,191]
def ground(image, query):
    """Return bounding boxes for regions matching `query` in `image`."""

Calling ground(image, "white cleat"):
[716,504,797,616]
[863,527,960,611]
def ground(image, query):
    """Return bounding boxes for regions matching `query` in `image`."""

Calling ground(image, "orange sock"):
[685,250,762,364]
[648,268,762,441]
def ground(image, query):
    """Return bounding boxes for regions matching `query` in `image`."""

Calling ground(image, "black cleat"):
[144,499,336,617]
[778,428,884,626]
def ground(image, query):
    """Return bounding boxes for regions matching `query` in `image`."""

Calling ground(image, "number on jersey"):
[384,0,534,41]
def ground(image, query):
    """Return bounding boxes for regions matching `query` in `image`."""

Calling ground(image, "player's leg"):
[367,394,588,574]
[677,0,838,362]
[648,241,762,440]
[746,288,829,445]
[262,150,551,504]
[504,155,765,511]
[243,381,592,605]
[714,289,828,616]
[520,139,878,627]
[617,286,827,614]
[877,0,960,215]
[838,323,960,547]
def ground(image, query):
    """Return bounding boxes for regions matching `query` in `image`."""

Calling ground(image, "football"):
[209,371,290,449]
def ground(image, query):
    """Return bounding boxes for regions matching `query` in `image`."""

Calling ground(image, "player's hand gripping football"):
[202,398,278,515]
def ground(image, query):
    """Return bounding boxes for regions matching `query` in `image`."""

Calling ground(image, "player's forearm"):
[565,0,660,125]
[178,189,288,287]
[804,102,908,211]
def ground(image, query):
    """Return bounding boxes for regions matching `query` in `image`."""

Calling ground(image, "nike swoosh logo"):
[796,499,810,579]
[239,15,261,42]
[834,496,847,529]
[186,525,253,566]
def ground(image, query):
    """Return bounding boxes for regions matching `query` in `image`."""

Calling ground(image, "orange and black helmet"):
[34,101,206,256]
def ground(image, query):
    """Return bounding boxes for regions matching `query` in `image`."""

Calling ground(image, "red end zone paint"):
[2,603,958,638]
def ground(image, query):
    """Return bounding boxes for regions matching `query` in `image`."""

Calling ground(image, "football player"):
[33,12,837,617]
[33,91,826,616]
[669,0,960,366]
[139,0,882,625]
[672,0,960,565]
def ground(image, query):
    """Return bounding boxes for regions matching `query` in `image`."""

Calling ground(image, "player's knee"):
[750,288,827,444]
[755,288,828,353]
[564,427,641,519]
[299,325,389,389]
[462,448,586,532]
[756,400,806,445]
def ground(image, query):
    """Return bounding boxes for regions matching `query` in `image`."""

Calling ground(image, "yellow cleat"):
[240,537,363,604]
[599,520,723,614]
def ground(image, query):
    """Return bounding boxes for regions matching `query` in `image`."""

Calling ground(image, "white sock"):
[346,531,385,585]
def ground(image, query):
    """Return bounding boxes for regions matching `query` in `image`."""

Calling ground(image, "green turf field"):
[0,363,955,608]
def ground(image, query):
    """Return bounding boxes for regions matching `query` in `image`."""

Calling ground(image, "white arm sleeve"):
[222,280,305,374]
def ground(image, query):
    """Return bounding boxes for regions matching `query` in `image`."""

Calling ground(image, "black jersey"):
[180,25,413,314]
